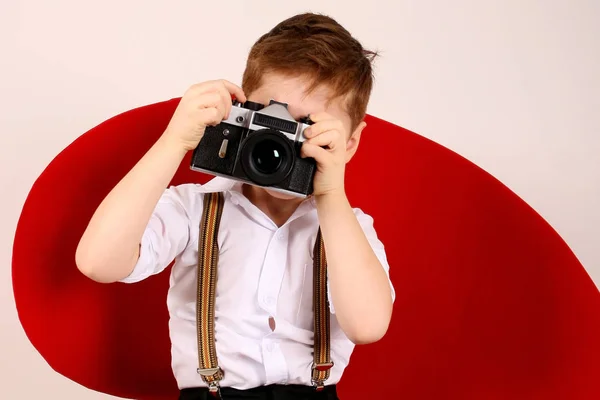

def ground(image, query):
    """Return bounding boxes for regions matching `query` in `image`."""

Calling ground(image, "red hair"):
[242,13,377,130]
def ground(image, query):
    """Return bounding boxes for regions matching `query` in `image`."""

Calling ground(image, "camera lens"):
[252,140,285,174]
[240,129,295,186]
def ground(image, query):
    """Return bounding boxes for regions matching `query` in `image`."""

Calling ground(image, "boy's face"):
[245,72,365,200]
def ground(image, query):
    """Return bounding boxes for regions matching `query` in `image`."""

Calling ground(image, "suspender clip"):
[312,361,334,372]
[197,367,223,398]
[197,367,222,377]
[311,361,334,390]
[207,382,222,399]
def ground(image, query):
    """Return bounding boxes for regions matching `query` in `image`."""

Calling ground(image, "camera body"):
[190,99,316,197]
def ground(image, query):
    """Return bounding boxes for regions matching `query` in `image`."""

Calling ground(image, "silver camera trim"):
[222,100,311,142]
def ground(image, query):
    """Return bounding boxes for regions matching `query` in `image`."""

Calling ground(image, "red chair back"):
[12,98,600,399]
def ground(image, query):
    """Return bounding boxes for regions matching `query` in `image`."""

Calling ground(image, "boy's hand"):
[163,80,247,151]
[301,112,348,197]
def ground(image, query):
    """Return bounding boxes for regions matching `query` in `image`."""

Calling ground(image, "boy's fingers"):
[220,80,247,102]
[197,107,223,127]
[307,111,334,122]
[194,92,226,119]
[304,120,343,138]
[301,142,330,162]
[190,80,247,105]
[214,84,233,119]
[305,130,340,150]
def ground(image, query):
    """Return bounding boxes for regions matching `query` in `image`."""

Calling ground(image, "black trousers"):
[179,384,339,400]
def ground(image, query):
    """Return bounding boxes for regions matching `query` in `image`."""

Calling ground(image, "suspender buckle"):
[197,367,222,377]
[311,361,334,390]
[207,382,222,399]
[197,367,224,397]
[207,381,221,396]
[312,361,334,372]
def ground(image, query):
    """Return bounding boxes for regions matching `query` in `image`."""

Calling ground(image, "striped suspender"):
[196,192,225,395]
[195,192,334,396]
[311,228,334,390]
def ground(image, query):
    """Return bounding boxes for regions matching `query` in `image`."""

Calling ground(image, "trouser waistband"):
[179,384,338,400]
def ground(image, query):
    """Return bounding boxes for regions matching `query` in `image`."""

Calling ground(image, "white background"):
[1,1,598,398]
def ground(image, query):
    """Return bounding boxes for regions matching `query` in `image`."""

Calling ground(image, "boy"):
[76,12,394,400]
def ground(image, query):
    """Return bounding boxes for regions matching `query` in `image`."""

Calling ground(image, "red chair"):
[12,98,600,399]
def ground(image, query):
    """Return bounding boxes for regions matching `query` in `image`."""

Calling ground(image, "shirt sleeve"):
[119,185,196,284]
[327,208,396,314]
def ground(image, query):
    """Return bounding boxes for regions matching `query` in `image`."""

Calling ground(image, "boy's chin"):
[263,188,302,201]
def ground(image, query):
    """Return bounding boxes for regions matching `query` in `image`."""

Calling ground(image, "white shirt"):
[120,177,395,390]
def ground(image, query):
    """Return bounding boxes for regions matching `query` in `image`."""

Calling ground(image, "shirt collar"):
[200,177,316,228]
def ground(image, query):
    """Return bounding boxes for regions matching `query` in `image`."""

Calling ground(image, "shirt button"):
[265,296,275,305]
[276,232,285,240]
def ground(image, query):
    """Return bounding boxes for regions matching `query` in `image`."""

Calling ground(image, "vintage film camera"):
[190,99,316,197]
